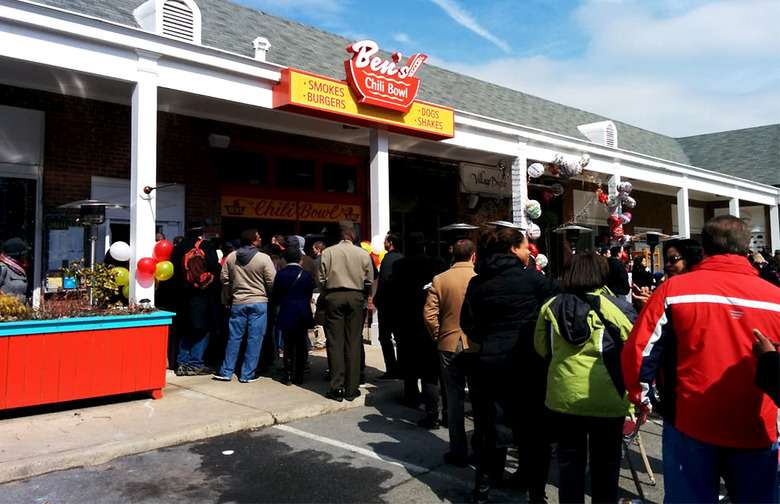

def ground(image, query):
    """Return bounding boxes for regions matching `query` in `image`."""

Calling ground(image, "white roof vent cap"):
[577,120,618,149]
[253,37,271,61]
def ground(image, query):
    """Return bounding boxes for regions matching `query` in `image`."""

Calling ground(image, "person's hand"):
[752,329,778,358]
[631,286,652,308]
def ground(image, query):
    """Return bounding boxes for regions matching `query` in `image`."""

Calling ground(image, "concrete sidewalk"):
[0,344,399,484]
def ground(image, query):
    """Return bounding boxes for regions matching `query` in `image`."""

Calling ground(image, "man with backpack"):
[169,229,222,376]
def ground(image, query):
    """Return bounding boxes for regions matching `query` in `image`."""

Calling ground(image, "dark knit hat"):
[2,237,31,256]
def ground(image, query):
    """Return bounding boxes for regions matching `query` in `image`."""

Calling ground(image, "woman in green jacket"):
[534,252,637,503]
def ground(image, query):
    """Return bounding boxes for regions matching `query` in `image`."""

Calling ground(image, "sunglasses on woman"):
[666,255,683,264]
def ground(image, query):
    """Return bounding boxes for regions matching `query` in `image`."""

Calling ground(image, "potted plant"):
[0,259,174,411]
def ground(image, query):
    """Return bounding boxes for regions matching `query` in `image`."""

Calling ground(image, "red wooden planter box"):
[0,311,173,410]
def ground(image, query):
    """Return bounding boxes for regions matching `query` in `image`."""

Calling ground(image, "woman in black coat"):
[460,227,564,503]
[270,244,314,385]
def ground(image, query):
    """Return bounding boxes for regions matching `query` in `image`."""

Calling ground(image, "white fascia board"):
[1,19,141,81]
[157,59,274,108]
[1,1,281,83]
[443,125,517,157]
[456,112,780,204]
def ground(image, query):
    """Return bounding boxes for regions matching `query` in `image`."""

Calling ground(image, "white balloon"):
[527,223,541,240]
[370,234,385,255]
[535,253,548,269]
[109,241,131,262]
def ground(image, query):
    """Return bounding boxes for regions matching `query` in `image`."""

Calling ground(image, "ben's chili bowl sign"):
[344,40,427,113]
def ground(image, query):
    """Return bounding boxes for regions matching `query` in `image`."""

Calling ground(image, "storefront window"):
[219,149,268,184]
[276,157,315,189]
[322,162,356,193]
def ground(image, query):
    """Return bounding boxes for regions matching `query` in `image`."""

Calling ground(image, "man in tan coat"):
[317,220,374,402]
[423,239,478,467]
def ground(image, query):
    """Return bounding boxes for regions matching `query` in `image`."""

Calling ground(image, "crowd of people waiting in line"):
[147,215,778,504]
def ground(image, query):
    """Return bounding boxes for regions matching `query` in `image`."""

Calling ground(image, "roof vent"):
[577,120,618,149]
[134,0,202,44]
[253,37,271,61]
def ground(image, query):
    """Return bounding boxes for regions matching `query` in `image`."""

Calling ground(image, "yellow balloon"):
[378,249,387,264]
[114,267,130,286]
[154,260,174,281]
[360,241,372,253]
[122,284,130,297]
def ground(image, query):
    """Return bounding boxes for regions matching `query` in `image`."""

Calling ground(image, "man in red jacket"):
[622,215,780,504]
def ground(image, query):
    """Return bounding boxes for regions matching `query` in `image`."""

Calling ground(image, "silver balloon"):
[623,196,637,208]
[527,162,546,178]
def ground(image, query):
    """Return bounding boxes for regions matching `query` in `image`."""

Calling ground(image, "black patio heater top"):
[556,225,592,254]
[58,199,126,270]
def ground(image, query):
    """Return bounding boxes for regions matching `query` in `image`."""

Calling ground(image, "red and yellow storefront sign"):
[222,196,362,223]
[273,68,454,140]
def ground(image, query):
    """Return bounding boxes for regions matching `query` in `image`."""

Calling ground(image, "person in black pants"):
[461,227,564,503]
[271,242,315,385]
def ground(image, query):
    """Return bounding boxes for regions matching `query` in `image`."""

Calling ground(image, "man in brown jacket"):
[423,239,478,467]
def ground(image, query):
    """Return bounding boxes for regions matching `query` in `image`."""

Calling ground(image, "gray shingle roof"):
[28,0,779,184]
[678,125,780,187]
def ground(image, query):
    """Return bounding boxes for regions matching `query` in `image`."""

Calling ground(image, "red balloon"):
[137,257,157,276]
[153,240,173,262]
[528,243,539,257]
[136,271,155,288]
[535,263,542,271]
[542,189,554,202]
[608,215,621,227]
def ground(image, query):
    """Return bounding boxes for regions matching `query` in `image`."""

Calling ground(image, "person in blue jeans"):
[213,229,276,383]
[169,234,221,376]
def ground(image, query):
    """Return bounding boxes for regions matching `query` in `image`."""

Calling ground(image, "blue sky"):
[236,0,780,137]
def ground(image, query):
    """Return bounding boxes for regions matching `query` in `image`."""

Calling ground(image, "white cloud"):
[426,0,512,54]
[393,33,411,44]
[434,0,780,136]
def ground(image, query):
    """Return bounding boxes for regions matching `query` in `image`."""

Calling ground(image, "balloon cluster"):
[361,234,387,268]
[605,181,637,245]
[527,153,591,181]
[529,154,590,201]
[108,239,174,297]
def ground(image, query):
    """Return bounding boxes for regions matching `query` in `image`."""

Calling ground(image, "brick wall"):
[0,84,369,226]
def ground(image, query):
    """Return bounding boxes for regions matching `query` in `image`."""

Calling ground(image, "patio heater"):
[58,199,126,303]
[556,225,592,255]
[644,231,667,274]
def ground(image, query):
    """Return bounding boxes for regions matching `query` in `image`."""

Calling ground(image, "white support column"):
[608,169,621,201]
[729,195,740,218]
[129,50,159,305]
[511,139,528,228]
[369,128,390,240]
[770,204,780,253]
[676,177,691,238]
[368,128,389,346]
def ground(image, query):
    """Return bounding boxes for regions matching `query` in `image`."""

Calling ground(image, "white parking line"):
[273,424,430,476]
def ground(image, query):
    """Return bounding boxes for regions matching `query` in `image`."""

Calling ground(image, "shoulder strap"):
[281,269,304,302]
[194,238,204,250]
